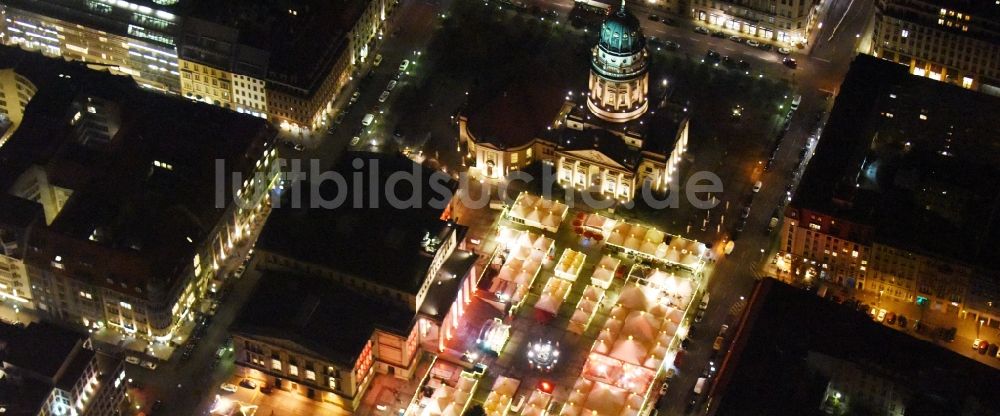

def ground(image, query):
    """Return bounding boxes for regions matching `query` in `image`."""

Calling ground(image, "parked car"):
[897,315,908,328]
[712,336,724,351]
[712,30,726,38]
[140,361,157,370]
[753,181,762,193]
[398,59,410,72]
[989,343,999,357]
[378,91,390,103]
[373,54,383,67]
[648,14,659,21]
[695,309,706,323]
[741,206,751,219]
[125,356,141,365]
[783,57,798,69]
[693,26,710,35]
[220,383,238,393]
[777,47,791,55]
[663,40,681,50]
[745,39,760,47]
[673,350,686,367]
[979,340,990,354]
[239,379,258,389]
[386,80,397,91]
[693,377,707,395]
[876,308,888,322]
[719,324,730,337]
[728,35,743,43]
[659,382,669,397]
[886,312,897,325]
[260,385,273,394]
[699,293,710,310]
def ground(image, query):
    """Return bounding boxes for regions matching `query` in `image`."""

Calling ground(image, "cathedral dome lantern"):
[587,0,649,123]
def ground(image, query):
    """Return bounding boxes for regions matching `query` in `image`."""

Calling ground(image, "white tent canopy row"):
[491,227,554,306]
[508,193,568,233]
[535,276,573,315]
[638,268,696,311]
[605,221,708,271]
[567,285,606,335]
[409,372,478,416]
[558,377,643,416]
[521,389,553,416]
[591,255,620,290]
[582,213,617,235]
[554,249,587,281]
[482,376,520,416]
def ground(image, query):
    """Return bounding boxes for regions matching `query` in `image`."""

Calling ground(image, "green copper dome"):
[598,4,645,56]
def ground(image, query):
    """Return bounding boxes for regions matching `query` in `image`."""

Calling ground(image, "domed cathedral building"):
[458,1,689,201]
[587,1,650,123]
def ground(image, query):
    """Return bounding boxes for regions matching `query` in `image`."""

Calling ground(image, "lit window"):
[271,359,282,370]
[328,377,337,389]
[901,29,908,38]
[938,18,944,25]
[289,365,298,376]
[919,114,927,120]
[306,370,316,380]
[119,301,132,310]
[87,105,96,114]
[852,250,859,258]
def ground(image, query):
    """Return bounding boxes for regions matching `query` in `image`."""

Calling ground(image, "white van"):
[373,54,383,67]
[693,377,707,395]
[362,113,375,126]
[790,95,802,111]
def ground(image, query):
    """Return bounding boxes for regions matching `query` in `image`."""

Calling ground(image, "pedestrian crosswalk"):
[748,263,770,281]
[729,298,747,317]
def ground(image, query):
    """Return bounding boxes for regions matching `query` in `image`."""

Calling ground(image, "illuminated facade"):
[0,49,280,341]
[0,65,38,147]
[690,0,819,45]
[782,55,1000,326]
[587,2,649,123]
[460,4,689,200]
[0,0,181,93]
[868,0,1000,93]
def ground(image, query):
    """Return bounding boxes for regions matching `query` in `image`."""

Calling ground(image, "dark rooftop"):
[0,321,89,382]
[419,249,478,321]
[180,0,366,94]
[0,46,275,296]
[257,152,459,295]
[465,79,567,150]
[791,54,1000,269]
[232,272,413,367]
[2,0,182,46]
[557,127,640,170]
[712,279,1000,416]
[0,376,50,416]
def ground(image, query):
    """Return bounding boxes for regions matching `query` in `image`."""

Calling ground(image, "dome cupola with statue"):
[587,0,649,123]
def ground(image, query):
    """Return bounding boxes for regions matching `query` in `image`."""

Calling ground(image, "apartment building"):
[689,0,821,44]
[0,47,279,341]
[868,0,1000,94]
[0,0,396,132]
[242,153,480,408]
[0,0,182,93]
[0,321,127,416]
[782,54,1000,323]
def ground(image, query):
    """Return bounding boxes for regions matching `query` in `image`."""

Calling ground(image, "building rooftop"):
[790,54,1000,269]
[2,0,182,46]
[711,279,1000,416]
[232,272,414,367]
[419,249,478,321]
[0,321,90,383]
[0,46,274,297]
[0,376,50,416]
[558,127,640,170]
[180,0,367,94]
[465,80,567,150]
[256,152,459,295]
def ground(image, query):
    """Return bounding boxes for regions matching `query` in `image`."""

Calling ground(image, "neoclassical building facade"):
[458,2,688,200]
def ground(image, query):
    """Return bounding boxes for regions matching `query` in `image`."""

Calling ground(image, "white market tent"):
[410,372,478,416]
[605,221,708,272]
[568,285,606,335]
[536,277,573,315]
[591,255,620,290]
[489,228,554,306]
[521,389,553,416]
[508,193,568,233]
[554,249,586,281]
[483,377,520,416]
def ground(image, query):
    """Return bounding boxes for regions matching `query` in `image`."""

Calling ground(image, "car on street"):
[399,59,410,72]
[741,206,751,219]
[125,356,140,365]
[704,49,721,64]
[333,112,345,125]
[876,308,888,322]
[734,219,746,234]
[351,136,361,146]
[753,181,762,193]
[699,293,709,310]
[239,379,258,389]
[260,385,274,394]
[990,343,999,357]
[979,341,990,354]
[648,14,659,21]
[387,80,397,91]
[673,350,686,367]
[729,35,743,43]
[378,91,390,103]
[659,382,669,397]
[546,10,558,18]
[897,315,908,328]
[713,336,724,351]
[694,377,707,395]
[695,309,706,323]
[886,312,897,325]
[745,39,760,47]
[777,47,791,55]
[362,113,375,126]
[663,40,680,50]
[719,324,729,337]
[292,143,304,151]
[712,30,726,38]
[220,383,238,393]
[693,26,710,35]
[373,54,382,67]
[783,57,798,69]
[140,361,157,370]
